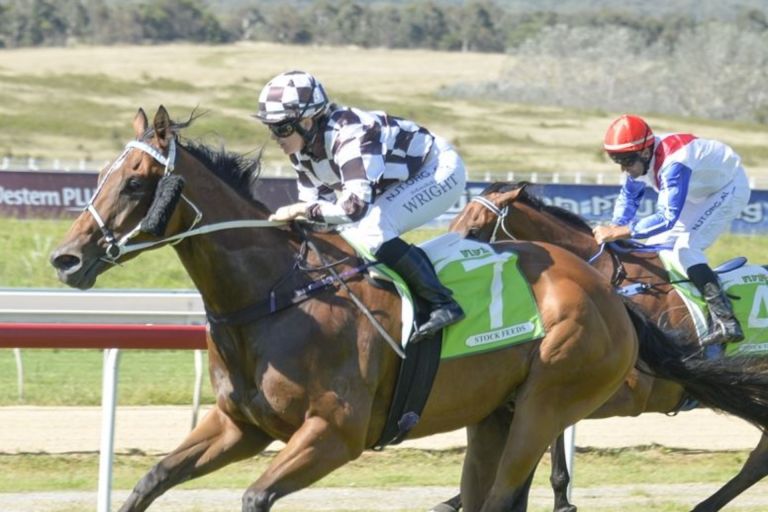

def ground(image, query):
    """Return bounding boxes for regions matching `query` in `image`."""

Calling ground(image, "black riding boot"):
[687,263,744,345]
[376,238,465,342]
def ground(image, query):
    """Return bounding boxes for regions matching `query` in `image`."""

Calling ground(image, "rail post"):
[97,348,121,512]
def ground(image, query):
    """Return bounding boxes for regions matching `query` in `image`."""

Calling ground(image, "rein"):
[89,137,406,358]
[206,259,378,324]
[471,194,629,286]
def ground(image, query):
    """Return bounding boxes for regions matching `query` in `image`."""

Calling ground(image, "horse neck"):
[507,201,617,277]
[507,202,597,257]
[621,252,670,282]
[170,152,298,315]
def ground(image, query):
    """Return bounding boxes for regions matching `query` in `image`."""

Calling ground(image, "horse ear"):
[133,108,148,138]
[500,187,524,203]
[152,105,172,149]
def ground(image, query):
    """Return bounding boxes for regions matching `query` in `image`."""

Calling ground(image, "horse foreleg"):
[478,430,546,512]
[431,430,574,512]
[460,406,513,511]
[691,432,768,512]
[241,415,366,512]
[118,406,273,512]
[549,434,577,512]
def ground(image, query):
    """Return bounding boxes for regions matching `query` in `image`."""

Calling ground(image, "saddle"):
[616,247,768,357]
[341,232,546,449]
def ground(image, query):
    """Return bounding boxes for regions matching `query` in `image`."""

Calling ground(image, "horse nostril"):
[51,253,81,272]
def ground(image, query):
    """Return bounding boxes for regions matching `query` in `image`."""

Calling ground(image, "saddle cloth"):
[658,252,768,356]
[341,232,545,358]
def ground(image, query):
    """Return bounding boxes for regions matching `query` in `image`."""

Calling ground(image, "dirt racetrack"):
[2,406,768,511]
[1,484,768,512]
[0,405,761,454]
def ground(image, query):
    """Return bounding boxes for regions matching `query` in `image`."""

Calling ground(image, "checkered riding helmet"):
[254,71,330,124]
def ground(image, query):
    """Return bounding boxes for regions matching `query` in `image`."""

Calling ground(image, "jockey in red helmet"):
[594,114,751,346]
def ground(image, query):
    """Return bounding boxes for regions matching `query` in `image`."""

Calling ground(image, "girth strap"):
[373,329,442,449]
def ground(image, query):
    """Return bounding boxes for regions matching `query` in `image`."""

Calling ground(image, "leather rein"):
[469,195,628,287]
[85,137,406,358]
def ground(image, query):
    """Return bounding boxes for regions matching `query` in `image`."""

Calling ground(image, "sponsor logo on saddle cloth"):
[658,252,768,356]
[342,232,545,358]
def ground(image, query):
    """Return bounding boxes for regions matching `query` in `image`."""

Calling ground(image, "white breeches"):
[648,167,750,270]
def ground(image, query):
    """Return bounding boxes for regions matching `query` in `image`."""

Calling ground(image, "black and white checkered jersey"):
[289,105,435,205]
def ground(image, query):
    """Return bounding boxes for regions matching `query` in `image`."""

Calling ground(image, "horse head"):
[50,107,188,289]
[451,181,602,258]
[50,106,268,291]
[449,182,529,241]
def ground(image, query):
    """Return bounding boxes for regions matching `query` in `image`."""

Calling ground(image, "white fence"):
[0,288,207,512]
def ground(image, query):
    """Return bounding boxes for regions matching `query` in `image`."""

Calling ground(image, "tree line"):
[2,0,766,123]
[2,0,766,52]
[440,17,768,123]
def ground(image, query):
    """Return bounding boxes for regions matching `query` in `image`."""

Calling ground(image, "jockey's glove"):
[268,202,309,222]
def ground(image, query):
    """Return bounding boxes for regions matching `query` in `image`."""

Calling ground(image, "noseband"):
[86,139,179,261]
[469,196,516,243]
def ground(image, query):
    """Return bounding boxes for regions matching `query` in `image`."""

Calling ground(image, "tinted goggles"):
[609,151,641,167]
[268,121,298,138]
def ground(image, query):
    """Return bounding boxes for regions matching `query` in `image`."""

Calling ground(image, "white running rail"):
[0,288,206,512]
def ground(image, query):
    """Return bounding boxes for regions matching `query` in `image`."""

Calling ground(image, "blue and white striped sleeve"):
[631,163,691,239]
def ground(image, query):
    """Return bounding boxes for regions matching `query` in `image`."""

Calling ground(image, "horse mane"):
[143,110,269,214]
[484,181,594,234]
[183,140,266,207]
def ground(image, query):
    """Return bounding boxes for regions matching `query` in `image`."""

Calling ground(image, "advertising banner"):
[0,171,297,218]
[0,170,97,218]
[1,170,765,234]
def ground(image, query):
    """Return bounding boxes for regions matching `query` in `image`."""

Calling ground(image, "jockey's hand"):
[268,202,308,222]
[592,224,632,244]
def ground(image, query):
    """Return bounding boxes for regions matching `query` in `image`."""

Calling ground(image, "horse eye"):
[122,176,148,195]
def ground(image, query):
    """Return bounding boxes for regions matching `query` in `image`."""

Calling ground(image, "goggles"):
[609,151,641,167]
[268,121,298,138]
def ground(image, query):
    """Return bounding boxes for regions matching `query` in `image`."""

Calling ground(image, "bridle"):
[84,137,284,264]
[83,133,405,358]
[468,196,516,243]
[469,193,628,286]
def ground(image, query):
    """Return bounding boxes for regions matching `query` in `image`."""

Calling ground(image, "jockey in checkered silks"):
[253,70,466,342]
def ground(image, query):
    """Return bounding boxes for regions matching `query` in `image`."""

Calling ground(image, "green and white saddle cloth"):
[659,253,768,356]
[341,232,546,359]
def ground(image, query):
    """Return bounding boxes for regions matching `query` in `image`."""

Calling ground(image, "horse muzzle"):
[50,246,104,290]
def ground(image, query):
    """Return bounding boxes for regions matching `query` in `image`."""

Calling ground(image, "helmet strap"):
[295,114,325,149]
[639,146,653,175]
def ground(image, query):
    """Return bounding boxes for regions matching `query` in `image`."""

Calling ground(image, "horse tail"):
[624,301,768,432]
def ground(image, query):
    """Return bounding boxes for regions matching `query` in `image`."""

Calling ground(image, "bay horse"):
[446,181,768,512]
[50,109,768,512]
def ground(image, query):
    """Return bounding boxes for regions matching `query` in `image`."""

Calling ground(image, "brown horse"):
[50,109,768,512]
[447,181,768,512]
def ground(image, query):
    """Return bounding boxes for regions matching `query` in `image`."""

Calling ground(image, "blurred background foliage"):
[1,0,766,122]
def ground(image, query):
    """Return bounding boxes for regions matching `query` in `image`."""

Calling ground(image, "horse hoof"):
[242,489,274,512]
[429,504,460,512]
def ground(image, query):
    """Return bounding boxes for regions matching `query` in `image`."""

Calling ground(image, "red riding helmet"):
[603,114,654,153]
